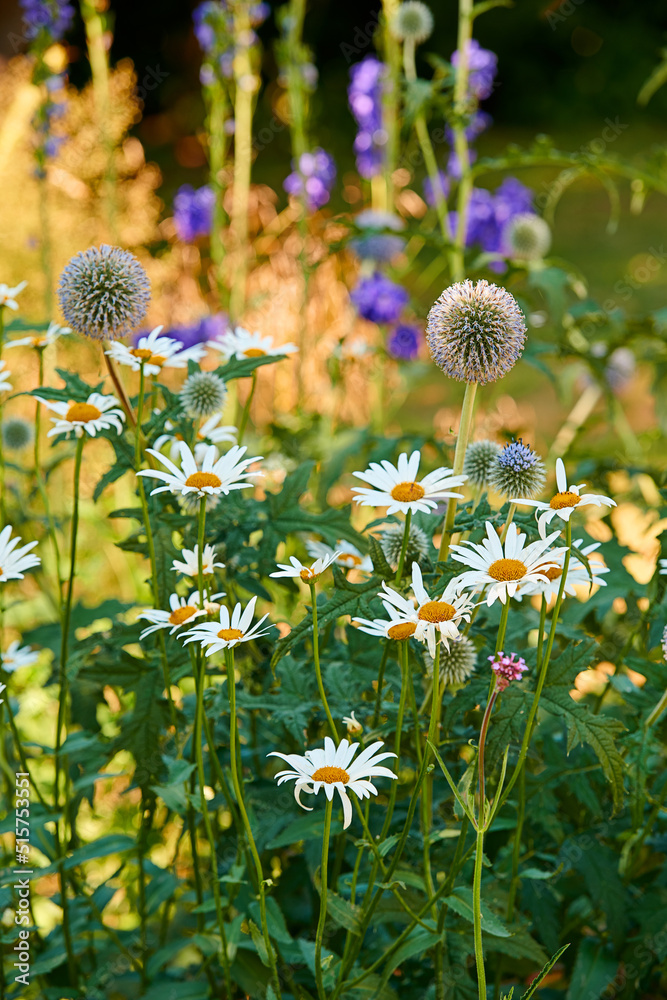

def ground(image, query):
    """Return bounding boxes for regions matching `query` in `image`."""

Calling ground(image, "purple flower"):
[193,2,219,52]
[444,111,492,148]
[423,171,450,208]
[141,314,227,351]
[20,0,74,40]
[348,57,386,178]
[284,148,336,211]
[492,177,533,229]
[451,39,497,100]
[449,179,534,256]
[488,651,527,691]
[173,184,216,242]
[387,323,421,361]
[351,273,408,324]
[249,2,270,25]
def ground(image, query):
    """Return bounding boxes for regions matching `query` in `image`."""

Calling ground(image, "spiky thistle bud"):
[380,522,432,568]
[179,371,227,418]
[426,279,527,385]
[489,438,546,499]
[2,418,34,451]
[424,635,477,685]
[503,213,552,261]
[391,1,434,43]
[463,439,502,489]
[57,245,151,341]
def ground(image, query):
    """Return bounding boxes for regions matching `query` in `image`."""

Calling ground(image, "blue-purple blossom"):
[283,148,336,211]
[449,178,534,257]
[423,171,450,208]
[348,57,386,179]
[156,314,227,350]
[20,0,74,40]
[451,39,497,100]
[193,2,221,52]
[387,324,421,361]
[173,185,216,242]
[351,273,408,325]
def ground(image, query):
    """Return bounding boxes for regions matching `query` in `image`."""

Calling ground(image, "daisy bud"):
[2,417,34,451]
[425,635,477,685]
[490,438,546,500]
[342,711,364,736]
[489,651,527,691]
[58,245,151,341]
[380,522,432,569]
[426,279,527,385]
[503,213,552,261]
[179,371,227,418]
[662,625,667,662]
[463,439,502,489]
[391,1,434,44]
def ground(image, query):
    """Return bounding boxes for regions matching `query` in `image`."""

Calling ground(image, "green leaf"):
[217,354,291,382]
[445,886,511,937]
[638,49,667,105]
[37,834,135,874]
[381,925,440,979]
[521,943,570,998]
[566,938,617,1000]
[248,919,270,967]
[325,890,363,934]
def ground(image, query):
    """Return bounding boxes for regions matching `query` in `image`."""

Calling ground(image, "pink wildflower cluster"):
[488,651,528,691]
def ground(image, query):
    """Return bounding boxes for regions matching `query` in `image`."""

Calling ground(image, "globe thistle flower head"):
[503,213,552,261]
[380,522,432,568]
[179,371,227,418]
[426,279,527,384]
[425,635,477,686]
[463,440,502,489]
[57,245,151,341]
[391,2,434,44]
[2,418,34,451]
[490,438,546,499]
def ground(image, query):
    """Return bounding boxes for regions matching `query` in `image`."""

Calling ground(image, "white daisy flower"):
[0,361,12,393]
[268,736,397,830]
[353,603,421,642]
[37,392,126,438]
[512,457,616,538]
[1,641,39,673]
[0,525,40,582]
[351,450,466,516]
[6,321,71,350]
[658,558,667,576]
[138,441,262,499]
[270,551,340,583]
[138,590,223,640]
[521,539,610,601]
[183,596,275,654]
[378,562,476,656]
[0,281,27,311]
[306,539,373,573]
[208,326,299,362]
[106,326,207,377]
[171,544,225,578]
[342,711,364,735]
[154,415,238,465]
[450,522,566,606]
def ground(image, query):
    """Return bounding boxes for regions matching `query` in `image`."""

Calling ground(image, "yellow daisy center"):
[544,566,562,581]
[488,558,527,582]
[244,348,266,357]
[550,491,581,510]
[300,568,317,581]
[131,348,167,366]
[218,627,244,640]
[168,605,197,625]
[387,622,417,640]
[418,600,456,623]
[311,766,350,785]
[66,402,102,423]
[185,472,222,489]
[339,552,363,566]
[390,481,425,503]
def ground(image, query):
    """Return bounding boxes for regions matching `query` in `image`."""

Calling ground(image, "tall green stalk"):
[309,580,338,739]
[439,381,477,560]
[394,508,412,583]
[315,797,333,1000]
[229,4,256,320]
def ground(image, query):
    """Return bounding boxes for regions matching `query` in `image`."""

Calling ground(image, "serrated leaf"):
[381,925,440,979]
[248,919,270,967]
[325,890,363,934]
[566,938,617,1000]
[445,886,511,937]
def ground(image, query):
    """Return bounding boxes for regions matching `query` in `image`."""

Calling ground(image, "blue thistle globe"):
[392,1,434,44]
[426,279,527,385]
[2,418,34,451]
[490,438,546,499]
[57,244,151,341]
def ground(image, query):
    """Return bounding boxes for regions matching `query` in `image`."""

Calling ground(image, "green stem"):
[310,581,338,740]
[394,508,412,583]
[381,0,400,210]
[372,642,391,727]
[422,642,441,915]
[472,822,486,1000]
[380,639,409,840]
[229,5,255,320]
[315,798,334,1000]
[34,351,64,599]
[439,382,477,561]
[499,503,517,544]
[224,647,282,998]
[451,0,474,283]
[237,369,257,446]
[495,599,510,656]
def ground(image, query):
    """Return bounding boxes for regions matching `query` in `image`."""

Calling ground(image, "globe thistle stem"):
[104,350,136,427]
[237,368,257,445]
[499,503,517,544]
[439,381,477,560]
[230,3,255,320]
[451,0,475,283]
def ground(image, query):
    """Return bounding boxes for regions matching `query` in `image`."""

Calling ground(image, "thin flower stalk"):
[439,381,477,560]
[237,368,257,445]
[394,507,412,583]
[451,0,475,282]
[315,797,334,1000]
[310,581,339,739]
[230,4,255,319]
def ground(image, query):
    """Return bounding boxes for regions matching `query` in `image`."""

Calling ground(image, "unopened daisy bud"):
[179,371,227,418]
[342,711,364,736]
[490,439,546,500]
[57,244,151,341]
[380,522,432,568]
[503,213,551,261]
[391,1,434,43]
[426,279,527,385]
[489,650,527,691]
[662,624,667,662]
[425,635,477,685]
[2,418,34,451]
[463,440,502,489]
